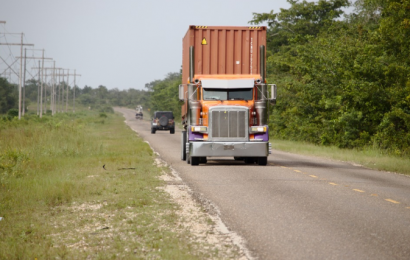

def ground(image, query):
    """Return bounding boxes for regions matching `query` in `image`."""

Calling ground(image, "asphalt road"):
[115,107,410,260]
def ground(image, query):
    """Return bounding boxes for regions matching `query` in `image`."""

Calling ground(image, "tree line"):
[250,0,410,156]
[0,71,180,118]
[2,0,409,156]
[0,78,152,115]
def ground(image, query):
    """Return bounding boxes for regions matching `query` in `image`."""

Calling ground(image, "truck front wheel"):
[244,157,255,164]
[191,157,199,166]
[258,157,267,166]
[181,131,186,161]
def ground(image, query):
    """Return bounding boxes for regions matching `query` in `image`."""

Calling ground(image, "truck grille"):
[210,107,248,141]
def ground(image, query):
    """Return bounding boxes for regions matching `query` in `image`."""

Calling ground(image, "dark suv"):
[151,111,175,134]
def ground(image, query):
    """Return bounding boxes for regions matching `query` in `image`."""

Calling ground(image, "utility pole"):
[58,70,82,113]
[32,65,63,115]
[73,70,76,113]
[52,61,56,115]
[66,69,69,112]
[43,66,47,114]
[17,53,52,116]
[72,70,81,113]
[61,69,64,113]
[37,61,40,115]
[40,49,44,118]
[0,33,34,119]
[58,69,61,113]
[31,67,78,115]
[22,48,27,116]
[19,34,23,119]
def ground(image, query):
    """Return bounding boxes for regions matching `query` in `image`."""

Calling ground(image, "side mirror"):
[269,84,277,105]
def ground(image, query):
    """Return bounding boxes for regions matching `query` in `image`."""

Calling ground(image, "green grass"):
[271,138,410,175]
[0,110,240,259]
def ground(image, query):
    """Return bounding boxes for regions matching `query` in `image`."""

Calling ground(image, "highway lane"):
[115,107,410,260]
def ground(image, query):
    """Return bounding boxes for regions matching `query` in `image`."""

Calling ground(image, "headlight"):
[250,126,266,133]
[191,126,207,132]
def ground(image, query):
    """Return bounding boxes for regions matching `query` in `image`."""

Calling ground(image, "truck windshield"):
[203,88,253,101]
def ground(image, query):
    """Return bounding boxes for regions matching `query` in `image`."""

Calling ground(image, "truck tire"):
[244,157,254,164]
[170,128,175,134]
[191,156,199,166]
[186,147,190,164]
[181,131,186,161]
[151,128,156,134]
[199,157,207,164]
[258,157,267,166]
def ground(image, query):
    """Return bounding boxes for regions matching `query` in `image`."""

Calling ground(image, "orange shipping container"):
[181,25,267,117]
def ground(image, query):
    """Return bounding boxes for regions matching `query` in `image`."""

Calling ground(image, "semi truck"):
[179,25,276,166]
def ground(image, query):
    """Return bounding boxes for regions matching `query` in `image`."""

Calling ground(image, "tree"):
[250,0,350,53]
[250,0,410,155]
[0,77,17,114]
[146,72,182,119]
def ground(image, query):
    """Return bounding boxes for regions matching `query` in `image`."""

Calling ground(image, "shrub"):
[7,109,18,118]
[99,106,114,113]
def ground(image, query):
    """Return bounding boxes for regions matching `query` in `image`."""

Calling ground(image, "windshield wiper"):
[229,98,244,100]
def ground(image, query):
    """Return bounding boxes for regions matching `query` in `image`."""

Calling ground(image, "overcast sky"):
[0,0,291,90]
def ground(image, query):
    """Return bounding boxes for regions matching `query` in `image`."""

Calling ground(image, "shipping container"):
[181,25,267,118]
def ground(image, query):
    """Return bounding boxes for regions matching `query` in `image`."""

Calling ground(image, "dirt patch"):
[46,156,253,259]
[155,158,253,260]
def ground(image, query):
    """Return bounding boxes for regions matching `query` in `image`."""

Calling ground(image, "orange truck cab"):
[179,26,276,166]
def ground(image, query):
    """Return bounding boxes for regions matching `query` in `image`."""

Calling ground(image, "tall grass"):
[0,111,239,259]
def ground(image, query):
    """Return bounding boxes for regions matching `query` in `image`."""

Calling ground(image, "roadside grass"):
[0,110,240,259]
[271,138,410,176]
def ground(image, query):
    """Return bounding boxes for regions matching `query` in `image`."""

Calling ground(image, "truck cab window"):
[228,89,253,100]
[203,88,252,101]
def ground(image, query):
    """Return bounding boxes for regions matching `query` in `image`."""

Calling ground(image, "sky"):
[0,0,291,90]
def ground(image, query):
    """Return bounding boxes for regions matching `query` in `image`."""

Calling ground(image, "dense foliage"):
[250,0,410,156]
[0,78,17,114]
[143,72,182,119]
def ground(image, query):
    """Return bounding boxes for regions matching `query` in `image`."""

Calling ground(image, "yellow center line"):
[385,199,400,204]
[280,168,405,208]
[353,189,365,193]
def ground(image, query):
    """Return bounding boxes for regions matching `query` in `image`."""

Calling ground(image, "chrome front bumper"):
[188,141,271,157]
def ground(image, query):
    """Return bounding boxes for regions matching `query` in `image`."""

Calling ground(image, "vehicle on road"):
[135,105,143,120]
[151,111,175,134]
[179,25,276,166]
